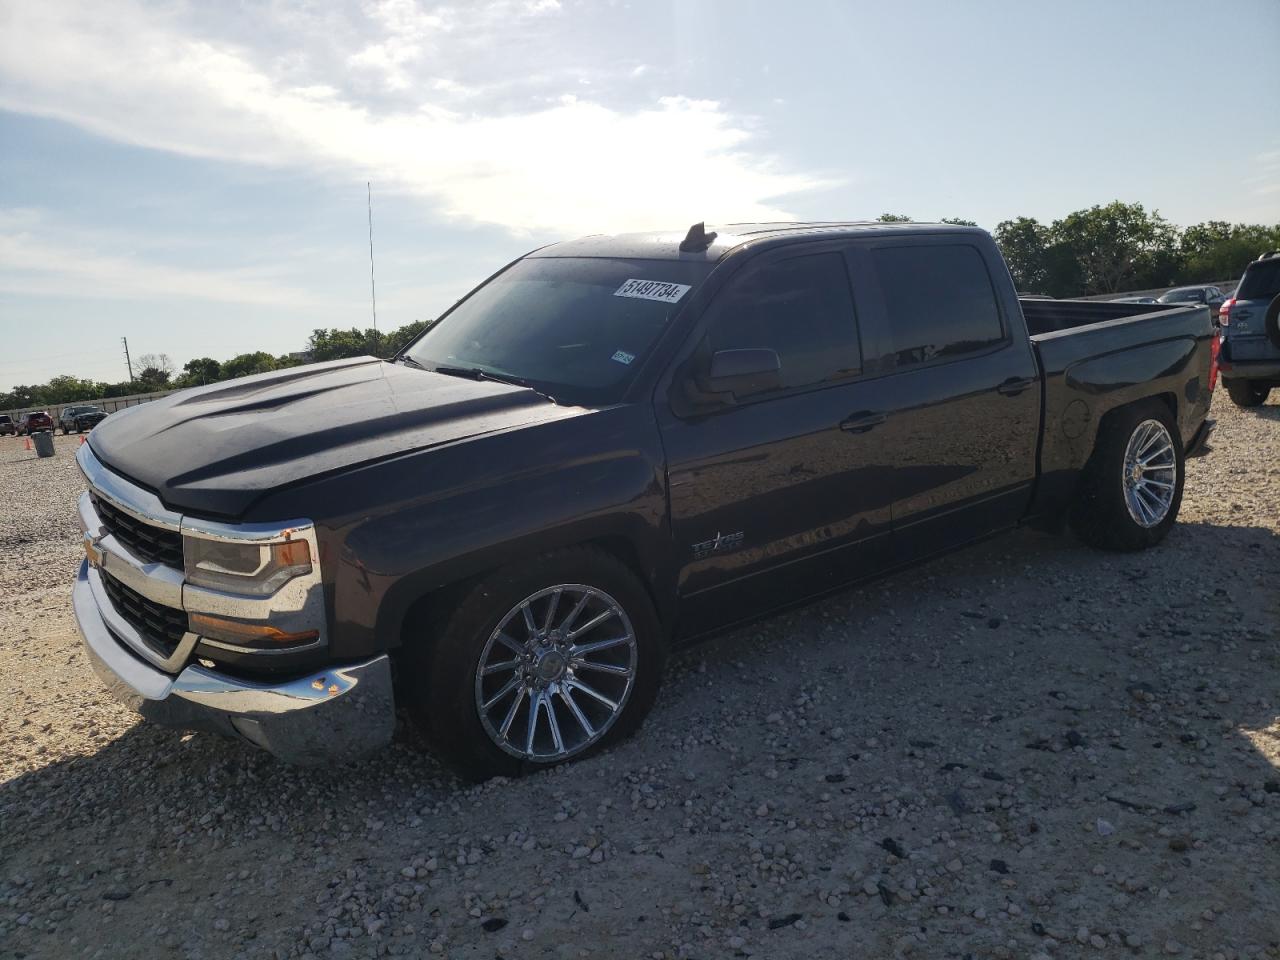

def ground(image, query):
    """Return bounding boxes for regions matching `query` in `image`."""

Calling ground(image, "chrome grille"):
[92,493,183,568]
[100,570,188,657]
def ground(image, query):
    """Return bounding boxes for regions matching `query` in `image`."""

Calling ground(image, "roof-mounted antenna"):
[679,221,718,252]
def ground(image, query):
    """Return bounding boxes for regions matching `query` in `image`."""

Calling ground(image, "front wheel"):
[1224,379,1270,408]
[405,547,666,780]
[1070,401,1185,552]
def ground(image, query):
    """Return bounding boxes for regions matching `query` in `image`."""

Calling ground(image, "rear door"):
[658,245,896,637]
[850,238,1042,561]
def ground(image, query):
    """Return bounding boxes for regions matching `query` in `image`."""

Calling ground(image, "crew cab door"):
[850,238,1042,560]
[657,246,895,638]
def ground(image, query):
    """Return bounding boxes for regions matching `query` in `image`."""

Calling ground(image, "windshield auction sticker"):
[613,279,691,304]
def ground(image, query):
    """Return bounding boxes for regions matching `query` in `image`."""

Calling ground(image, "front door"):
[657,247,896,639]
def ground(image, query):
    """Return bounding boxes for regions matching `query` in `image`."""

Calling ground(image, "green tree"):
[941,217,978,226]
[308,327,384,361]
[101,381,138,398]
[136,366,172,389]
[1,385,41,408]
[876,213,912,222]
[1182,222,1280,281]
[383,319,432,355]
[994,217,1051,293]
[41,375,104,403]
[220,351,278,379]
[135,353,175,378]
[178,357,221,387]
[1047,201,1178,294]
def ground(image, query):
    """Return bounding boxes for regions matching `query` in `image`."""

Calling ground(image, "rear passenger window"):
[872,245,1005,368]
[705,252,861,396]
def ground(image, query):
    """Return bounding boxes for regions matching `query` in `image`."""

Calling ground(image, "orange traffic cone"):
[23,436,31,450]
[79,435,86,445]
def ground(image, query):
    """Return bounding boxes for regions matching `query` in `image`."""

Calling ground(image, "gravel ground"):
[1,396,1278,960]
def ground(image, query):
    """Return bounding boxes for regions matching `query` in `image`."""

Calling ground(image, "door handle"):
[840,411,887,433]
[996,377,1035,397]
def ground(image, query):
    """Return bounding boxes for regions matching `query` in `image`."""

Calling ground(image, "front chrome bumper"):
[74,558,396,764]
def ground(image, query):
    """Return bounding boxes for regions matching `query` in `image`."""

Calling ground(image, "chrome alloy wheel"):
[474,584,638,762]
[1122,419,1177,528]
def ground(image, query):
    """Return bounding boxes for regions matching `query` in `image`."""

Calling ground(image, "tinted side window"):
[872,244,1004,368]
[1238,259,1280,301]
[706,252,861,395]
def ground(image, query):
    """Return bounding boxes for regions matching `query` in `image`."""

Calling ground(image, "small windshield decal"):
[613,279,691,304]
[611,350,635,365]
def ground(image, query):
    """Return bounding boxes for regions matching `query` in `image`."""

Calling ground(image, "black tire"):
[1070,400,1185,552]
[404,546,666,780]
[1224,379,1270,408]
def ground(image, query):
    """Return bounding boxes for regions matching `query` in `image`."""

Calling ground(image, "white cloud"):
[0,0,818,237]
[0,212,318,308]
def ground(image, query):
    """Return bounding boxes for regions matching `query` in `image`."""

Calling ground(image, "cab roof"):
[529,221,988,262]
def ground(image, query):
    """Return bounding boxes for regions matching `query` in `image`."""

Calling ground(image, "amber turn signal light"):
[190,612,319,648]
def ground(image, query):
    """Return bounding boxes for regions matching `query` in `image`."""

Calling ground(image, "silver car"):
[1218,252,1280,407]
[1158,285,1229,316]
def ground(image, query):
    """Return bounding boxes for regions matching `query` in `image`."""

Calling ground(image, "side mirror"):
[699,348,782,399]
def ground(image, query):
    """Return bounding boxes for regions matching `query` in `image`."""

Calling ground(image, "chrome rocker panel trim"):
[73,559,395,765]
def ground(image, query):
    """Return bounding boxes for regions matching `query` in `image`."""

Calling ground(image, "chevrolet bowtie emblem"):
[83,534,105,568]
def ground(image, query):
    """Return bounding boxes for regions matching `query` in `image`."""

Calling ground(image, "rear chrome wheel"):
[1070,400,1185,552]
[1121,419,1176,528]
[474,584,638,762]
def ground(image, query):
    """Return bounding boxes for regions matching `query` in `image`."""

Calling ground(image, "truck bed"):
[1020,297,1184,337]
[1023,297,1215,521]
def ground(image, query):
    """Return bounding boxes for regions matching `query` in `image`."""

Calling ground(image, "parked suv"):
[0,415,15,436]
[1218,251,1280,407]
[18,411,53,434]
[59,404,108,434]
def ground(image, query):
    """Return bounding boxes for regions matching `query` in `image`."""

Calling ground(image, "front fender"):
[253,405,672,661]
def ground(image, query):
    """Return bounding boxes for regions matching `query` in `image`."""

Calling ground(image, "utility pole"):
[121,337,135,383]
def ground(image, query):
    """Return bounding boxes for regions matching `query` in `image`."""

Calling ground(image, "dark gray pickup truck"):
[72,222,1216,778]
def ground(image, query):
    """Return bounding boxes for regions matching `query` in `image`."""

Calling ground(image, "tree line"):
[5,200,1278,410]
[1,321,429,410]
[878,202,1278,296]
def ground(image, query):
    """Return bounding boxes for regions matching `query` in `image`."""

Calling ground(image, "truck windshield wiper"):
[396,355,428,370]
[430,365,557,405]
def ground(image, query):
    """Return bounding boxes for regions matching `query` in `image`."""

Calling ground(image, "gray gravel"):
[2,395,1278,960]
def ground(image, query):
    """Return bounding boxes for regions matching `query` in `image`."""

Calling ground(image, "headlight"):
[183,536,312,596]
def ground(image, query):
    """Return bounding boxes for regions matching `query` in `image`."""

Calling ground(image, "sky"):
[1,0,1278,389]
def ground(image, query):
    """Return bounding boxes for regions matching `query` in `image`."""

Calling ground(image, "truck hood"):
[88,357,584,519]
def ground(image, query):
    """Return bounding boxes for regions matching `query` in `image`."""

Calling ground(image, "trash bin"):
[32,431,55,458]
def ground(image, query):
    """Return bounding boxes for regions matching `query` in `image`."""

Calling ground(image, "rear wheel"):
[1224,379,1270,408]
[1070,401,1184,551]
[405,547,666,780]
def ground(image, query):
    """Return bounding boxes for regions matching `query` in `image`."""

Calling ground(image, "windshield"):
[1158,288,1205,303]
[403,256,711,404]
[1237,260,1280,301]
